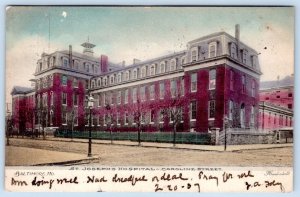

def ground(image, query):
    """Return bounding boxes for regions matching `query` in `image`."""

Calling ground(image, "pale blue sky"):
[6,6,294,102]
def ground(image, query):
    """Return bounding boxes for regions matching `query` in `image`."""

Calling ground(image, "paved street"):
[6,137,293,166]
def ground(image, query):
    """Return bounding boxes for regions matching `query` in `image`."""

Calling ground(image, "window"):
[73,78,78,88]
[191,73,197,92]
[117,91,121,105]
[208,100,215,119]
[63,58,69,67]
[110,75,115,84]
[62,93,67,105]
[180,77,185,96]
[230,70,234,91]
[62,75,67,86]
[170,60,176,71]
[150,110,155,124]
[124,112,129,125]
[191,49,197,62]
[125,71,130,81]
[117,113,120,125]
[132,87,137,103]
[229,100,233,120]
[50,92,54,106]
[39,62,42,71]
[110,91,114,105]
[97,78,101,87]
[73,94,78,106]
[288,104,292,109]
[251,55,257,68]
[133,69,137,79]
[160,82,165,99]
[74,60,79,70]
[250,106,255,127]
[170,80,177,97]
[103,77,107,86]
[159,110,164,123]
[251,80,256,97]
[242,50,248,64]
[209,69,216,90]
[160,63,165,73]
[150,84,155,100]
[140,86,146,102]
[288,93,293,97]
[141,67,146,77]
[230,43,237,59]
[150,66,155,76]
[242,75,246,94]
[208,42,217,58]
[49,57,54,67]
[190,101,197,121]
[42,94,47,107]
[117,73,122,83]
[62,109,67,125]
[125,89,129,104]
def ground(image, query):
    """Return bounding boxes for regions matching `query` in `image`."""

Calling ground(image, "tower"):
[81,37,96,56]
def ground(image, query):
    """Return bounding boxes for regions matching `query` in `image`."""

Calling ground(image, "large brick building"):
[11,25,262,134]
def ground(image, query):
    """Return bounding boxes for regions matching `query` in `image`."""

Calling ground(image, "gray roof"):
[260,75,294,90]
[11,86,34,95]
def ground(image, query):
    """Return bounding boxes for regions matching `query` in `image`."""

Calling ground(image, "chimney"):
[69,45,73,68]
[235,24,240,59]
[133,58,141,65]
[100,55,108,73]
[235,24,240,41]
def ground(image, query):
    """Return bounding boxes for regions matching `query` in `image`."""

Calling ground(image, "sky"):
[5,6,294,103]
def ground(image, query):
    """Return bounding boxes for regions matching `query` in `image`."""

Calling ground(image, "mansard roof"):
[260,75,294,90]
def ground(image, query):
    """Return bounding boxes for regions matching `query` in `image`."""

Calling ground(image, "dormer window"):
[63,58,69,67]
[160,62,165,73]
[251,55,257,68]
[150,65,155,76]
[242,49,248,64]
[103,77,107,86]
[39,62,42,71]
[141,67,146,78]
[230,43,237,59]
[125,71,130,81]
[74,60,79,70]
[110,75,115,84]
[208,42,217,58]
[191,48,197,62]
[133,69,137,79]
[97,78,101,87]
[117,73,122,83]
[170,59,176,71]
[49,57,55,67]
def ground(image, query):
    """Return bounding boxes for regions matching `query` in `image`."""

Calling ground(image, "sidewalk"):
[45,137,293,152]
[5,146,99,166]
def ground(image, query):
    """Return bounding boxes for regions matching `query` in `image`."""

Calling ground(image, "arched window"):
[208,42,217,58]
[170,59,176,71]
[150,65,155,76]
[230,43,237,59]
[191,48,198,62]
[110,75,115,84]
[125,71,130,81]
[91,80,95,88]
[117,73,122,83]
[97,78,101,87]
[103,77,107,86]
[141,67,146,78]
[133,69,137,79]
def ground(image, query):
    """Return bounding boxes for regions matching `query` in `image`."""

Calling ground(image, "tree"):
[105,104,114,144]
[132,99,146,146]
[161,93,184,147]
[67,108,76,140]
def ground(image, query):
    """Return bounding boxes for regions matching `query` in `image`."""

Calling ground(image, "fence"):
[54,130,211,145]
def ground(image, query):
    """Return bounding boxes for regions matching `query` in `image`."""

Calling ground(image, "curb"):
[32,156,100,166]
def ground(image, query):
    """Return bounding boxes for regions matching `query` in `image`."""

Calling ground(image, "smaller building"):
[258,101,293,131]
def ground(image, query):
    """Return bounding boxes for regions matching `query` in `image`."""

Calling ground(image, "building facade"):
[258,75,294,131]
[11,25,262,134]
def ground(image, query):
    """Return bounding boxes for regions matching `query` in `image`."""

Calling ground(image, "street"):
[6,138,293,166]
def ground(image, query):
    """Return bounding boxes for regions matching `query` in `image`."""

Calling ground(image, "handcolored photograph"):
[5,6,294,167]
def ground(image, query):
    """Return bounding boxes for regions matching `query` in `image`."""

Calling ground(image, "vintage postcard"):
[5,6,294,192]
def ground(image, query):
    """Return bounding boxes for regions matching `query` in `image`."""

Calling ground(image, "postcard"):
[5,6,294,192]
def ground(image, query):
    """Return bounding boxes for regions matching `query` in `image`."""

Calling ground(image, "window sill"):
[208,118,215,121]
[190,119,196,122]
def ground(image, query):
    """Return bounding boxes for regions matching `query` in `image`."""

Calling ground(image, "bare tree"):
[132,99,146,146]
[161,93,184,147]
[67,108,76,140]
